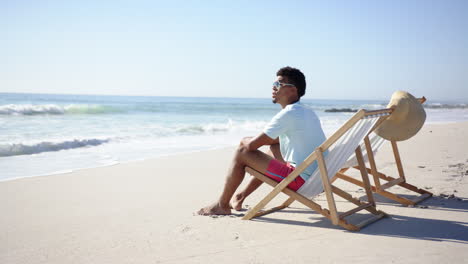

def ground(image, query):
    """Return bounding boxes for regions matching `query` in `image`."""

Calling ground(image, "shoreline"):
[0,145,235,183]
[2,120,468,184]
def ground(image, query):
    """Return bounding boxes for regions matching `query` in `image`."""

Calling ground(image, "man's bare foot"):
[230,193,245,211]
[197,202,231,216]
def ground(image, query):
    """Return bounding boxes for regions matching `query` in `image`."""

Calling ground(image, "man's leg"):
[231,143,285,211]
[197,139,274,215]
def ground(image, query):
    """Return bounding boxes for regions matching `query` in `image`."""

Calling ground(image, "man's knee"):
[235,138,254,163]
[239,137,252,145]
[236,141,249,156]
[269,145,275,153]
[237,137,251,151]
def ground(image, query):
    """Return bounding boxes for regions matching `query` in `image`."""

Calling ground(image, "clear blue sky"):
[2,0,467,101]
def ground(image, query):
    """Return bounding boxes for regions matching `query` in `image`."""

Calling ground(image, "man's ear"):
[294,87,300,98]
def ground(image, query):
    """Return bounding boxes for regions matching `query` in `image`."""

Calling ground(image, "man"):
[198,66,326,215]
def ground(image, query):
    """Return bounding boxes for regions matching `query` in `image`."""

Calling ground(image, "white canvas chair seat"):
[297,116,381,198]
[243,109,392,231]
[342,132,386,169]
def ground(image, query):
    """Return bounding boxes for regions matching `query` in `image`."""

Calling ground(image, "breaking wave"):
[0,104,121,115]
[423,103,468,109]
[174,120,267,135]
[0,138,111,157]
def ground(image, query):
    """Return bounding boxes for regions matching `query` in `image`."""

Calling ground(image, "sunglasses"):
[272,81,296,89]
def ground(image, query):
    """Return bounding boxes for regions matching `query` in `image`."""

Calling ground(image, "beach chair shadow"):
[355,195,468,243]
[423,196,468,213]
[364,194,468,212]
[250,199,468,244]
[362,213,468,244]
[252,208,384,231]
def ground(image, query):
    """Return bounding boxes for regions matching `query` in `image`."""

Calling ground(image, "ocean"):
[1,92,467,181]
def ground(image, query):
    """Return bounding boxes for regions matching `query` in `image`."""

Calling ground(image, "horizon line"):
[2,91,465,103]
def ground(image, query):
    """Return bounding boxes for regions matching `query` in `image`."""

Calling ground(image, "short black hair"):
[276,66,306,98]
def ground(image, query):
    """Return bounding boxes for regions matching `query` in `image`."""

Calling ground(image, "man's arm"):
[242,133,279,151]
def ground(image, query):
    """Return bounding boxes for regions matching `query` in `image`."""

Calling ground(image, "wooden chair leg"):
[355,146,376,205]
[317,149,339,225]
[364,136,382,189]
[391,141,406,181]
[282,197,295,207]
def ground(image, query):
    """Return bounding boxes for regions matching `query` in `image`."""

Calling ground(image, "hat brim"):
[375,91,426,141]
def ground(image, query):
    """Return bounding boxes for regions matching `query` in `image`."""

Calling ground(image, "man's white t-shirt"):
[263,101,326,181]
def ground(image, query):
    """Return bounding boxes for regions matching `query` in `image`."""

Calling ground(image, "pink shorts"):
[265,159,305,191]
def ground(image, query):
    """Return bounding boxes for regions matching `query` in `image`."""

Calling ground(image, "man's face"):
[271,76,294,104]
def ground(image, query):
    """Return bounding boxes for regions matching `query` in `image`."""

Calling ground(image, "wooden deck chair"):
[242,109,392,231]
[333,98,433,206]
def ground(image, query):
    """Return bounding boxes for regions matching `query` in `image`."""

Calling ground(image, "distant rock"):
[324,108,358,113]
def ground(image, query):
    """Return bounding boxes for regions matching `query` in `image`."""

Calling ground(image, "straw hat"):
[375,91,426,141]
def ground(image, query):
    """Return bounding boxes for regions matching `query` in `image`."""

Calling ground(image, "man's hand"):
[242,133,279,152]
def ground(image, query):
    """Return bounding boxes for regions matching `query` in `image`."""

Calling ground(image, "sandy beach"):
[2,121,468,264]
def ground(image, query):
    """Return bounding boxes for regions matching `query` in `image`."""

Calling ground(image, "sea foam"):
[424,103,468,109]
[0,138,111,157]
[174,120,267,135]
[0,104,119,115]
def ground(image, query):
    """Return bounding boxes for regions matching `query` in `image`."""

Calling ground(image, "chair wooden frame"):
[333,97,433,206]
[242,109,389,231]
[334,138,432,206]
